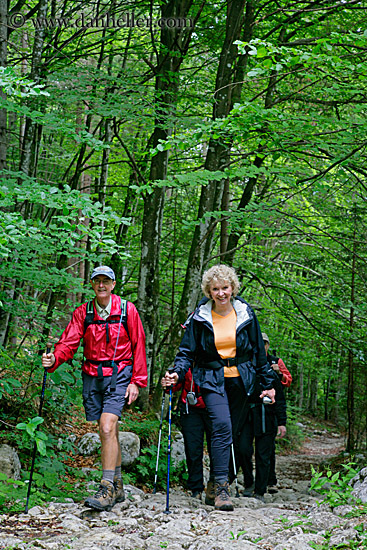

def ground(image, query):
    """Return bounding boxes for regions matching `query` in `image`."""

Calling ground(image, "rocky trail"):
[1,423,366,550]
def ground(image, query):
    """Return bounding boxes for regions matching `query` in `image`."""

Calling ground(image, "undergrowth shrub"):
[276,404,305,452]
[310,462,360,508]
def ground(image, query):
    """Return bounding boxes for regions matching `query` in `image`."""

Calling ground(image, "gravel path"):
[1,423,358,550]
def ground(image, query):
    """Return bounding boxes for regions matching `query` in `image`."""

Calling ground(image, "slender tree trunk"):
[19,0,48,179]
[159,0,247,381]
[324,343,333,421]
[0,1,11,345]
[223,23,285,265]
[0,0,7,171]
[310,375,318,416]
[346,209,356,451]
[0,284,15,346]
[137,0,196,409]
[298,361,304,409]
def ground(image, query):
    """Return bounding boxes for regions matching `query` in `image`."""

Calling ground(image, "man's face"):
[91,276,116,302]
[264,341,270,353]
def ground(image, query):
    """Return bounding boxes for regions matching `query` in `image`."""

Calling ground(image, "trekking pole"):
[164,371,174,514]
[25,344,50,513]
[231,444,240,498]
[153,391,166,494]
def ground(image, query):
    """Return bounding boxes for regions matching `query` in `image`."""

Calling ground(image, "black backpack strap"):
[83,300,95,339]
[83,298,129,338]
[120,298,129,339]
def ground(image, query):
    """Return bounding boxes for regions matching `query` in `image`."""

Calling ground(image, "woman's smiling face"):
[209,279,233,309]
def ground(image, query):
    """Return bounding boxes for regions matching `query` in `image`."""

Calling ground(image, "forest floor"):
[274,419,346,487]
[1,416,359,550]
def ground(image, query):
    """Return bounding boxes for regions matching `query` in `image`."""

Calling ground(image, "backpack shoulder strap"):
[120,298,130,340]
[83,297,130,341]
[83,300,95,338]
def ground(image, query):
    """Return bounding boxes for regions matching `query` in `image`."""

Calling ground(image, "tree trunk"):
[137,0,196,409]
[346,209,356,451]
[159,0,247,380]
[0,0,7,171]
[310,375,318,416]
[298,361,304,409]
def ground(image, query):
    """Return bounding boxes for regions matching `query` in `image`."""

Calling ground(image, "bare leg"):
[98,412,119,470]
[85,412,120,510]
[115,422,121,467]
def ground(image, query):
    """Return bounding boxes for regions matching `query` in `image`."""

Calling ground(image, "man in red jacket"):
[42,265,147,511]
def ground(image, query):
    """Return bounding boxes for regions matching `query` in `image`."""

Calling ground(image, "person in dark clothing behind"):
[262,332,292,492]
[236,369,287,502]
[162,264,275,511]
[162,369,214,504]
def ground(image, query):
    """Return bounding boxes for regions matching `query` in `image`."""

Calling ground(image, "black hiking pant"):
[202,376,250,482]
[179,404,213,492]
[231,404,277,496]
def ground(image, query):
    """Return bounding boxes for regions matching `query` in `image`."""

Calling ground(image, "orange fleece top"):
[212,308,240,377]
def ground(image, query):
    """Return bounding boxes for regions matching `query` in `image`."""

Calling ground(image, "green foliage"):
[16,417,49,456]
[0,453,101,513]
[118,412,161,445]
[309,522,367,550]
[0,472,25,510]
[0,346,22,399]
[124,434,188,491]
[229,530,247,540]
[0,67,50,98]
[310,462,360,509]
[276,405,305,452]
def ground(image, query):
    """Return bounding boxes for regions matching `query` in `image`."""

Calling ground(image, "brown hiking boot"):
[84,479,116,511]
[114,476,125,503]
[214,480,234,511]
[205,479,215,506]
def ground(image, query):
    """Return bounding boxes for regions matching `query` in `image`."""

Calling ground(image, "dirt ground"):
[275,423,346,485]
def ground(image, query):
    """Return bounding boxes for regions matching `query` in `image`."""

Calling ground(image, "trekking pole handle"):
[166,367,176,386]
[44,343,52,372]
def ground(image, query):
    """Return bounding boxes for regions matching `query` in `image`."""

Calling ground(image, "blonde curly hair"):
[201,264,240,298]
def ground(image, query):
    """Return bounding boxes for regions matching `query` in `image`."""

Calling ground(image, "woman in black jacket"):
[162,265,275,511]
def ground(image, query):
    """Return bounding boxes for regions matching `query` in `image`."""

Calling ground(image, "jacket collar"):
[195,297,252,329]
[94,294,122,317]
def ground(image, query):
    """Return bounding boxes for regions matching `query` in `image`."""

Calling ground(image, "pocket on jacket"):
[237,361,256,396]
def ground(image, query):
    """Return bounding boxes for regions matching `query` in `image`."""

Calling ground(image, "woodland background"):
[1,0,367,460]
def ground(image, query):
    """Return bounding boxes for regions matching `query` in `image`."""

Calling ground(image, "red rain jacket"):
[48,294,147,388]
[278,358,292,388]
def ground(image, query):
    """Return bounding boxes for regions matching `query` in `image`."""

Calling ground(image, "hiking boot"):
[205,479,215,506]
[214,480,234,511]
[114,476,126,503]
[191,490,202,500]
[242,483,255,497]
[254,493,265,503]
[84,479,116,511]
